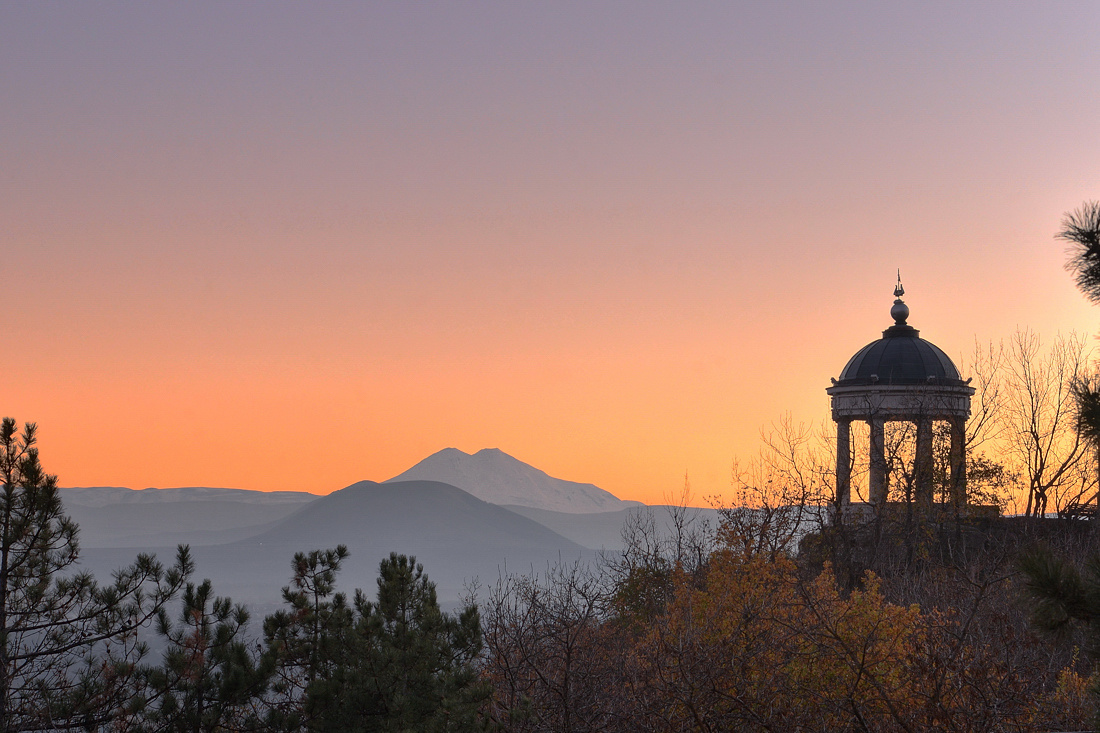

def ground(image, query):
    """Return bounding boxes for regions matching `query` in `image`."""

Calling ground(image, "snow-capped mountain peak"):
[384,448,640,514]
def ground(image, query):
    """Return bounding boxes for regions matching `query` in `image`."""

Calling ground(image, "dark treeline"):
[3,412,1099,733]
[481,505,1100,733]
[0,417,489,733]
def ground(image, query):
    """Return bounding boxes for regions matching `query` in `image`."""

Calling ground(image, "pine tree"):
[307,553,489,732]
[1016,203,1100,729]
[0,417,192,730]
[1019,546,1100,730]
[1058,200,1100,304]
[263,546,353,731]
[1057,201,1100,510]
[141,579,267,732]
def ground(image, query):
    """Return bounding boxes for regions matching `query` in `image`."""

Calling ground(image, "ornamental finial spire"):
[890,270,909,325]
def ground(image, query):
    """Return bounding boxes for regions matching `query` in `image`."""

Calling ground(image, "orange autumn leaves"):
[484,522,1095,732]
[629,552,924,731]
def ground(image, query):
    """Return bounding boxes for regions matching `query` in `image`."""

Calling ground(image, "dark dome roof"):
[837,324,963,386]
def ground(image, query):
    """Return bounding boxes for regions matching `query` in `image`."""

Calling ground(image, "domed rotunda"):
[826,277,975,515]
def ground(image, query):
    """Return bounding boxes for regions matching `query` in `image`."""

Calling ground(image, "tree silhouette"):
[1011,203,1100,729]
[143,579,267,732]
[263,545,353,731]
[1056,202,1100,512]
[315,553,489,732]
[0,417,191,731]
[1058,200,1100,304]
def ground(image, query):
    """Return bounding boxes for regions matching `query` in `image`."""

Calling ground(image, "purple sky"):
[2,2,1098,502]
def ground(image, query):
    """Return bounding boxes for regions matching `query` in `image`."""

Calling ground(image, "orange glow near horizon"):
[3,5,1099,507]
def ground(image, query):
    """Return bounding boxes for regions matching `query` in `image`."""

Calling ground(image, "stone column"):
[869,418,887,504]
[949,417,966,508]
[836,419,852,505]
[915,418,934,514]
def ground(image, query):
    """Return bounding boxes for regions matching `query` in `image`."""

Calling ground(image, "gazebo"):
[826,278,975,514]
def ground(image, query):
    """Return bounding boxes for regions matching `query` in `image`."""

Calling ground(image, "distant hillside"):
[386,448,641,513]
[60,487,318,548]
[62,486,317,507]
[78,480,589,608]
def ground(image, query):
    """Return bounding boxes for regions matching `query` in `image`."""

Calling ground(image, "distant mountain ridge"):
[62,486,317,508]
[385,448,641,513]
[59,487,319,548]
[78,480,589,608]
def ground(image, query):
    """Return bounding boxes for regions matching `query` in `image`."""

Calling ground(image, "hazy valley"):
[65,448,718,611]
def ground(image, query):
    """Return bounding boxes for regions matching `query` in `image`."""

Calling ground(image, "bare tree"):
[722,415,832,560]
[959,339,1007,453]
[1000,330,1092,517]
[482,561,618,733]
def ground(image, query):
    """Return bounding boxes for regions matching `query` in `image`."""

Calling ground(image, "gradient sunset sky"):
[3,2,1098,505]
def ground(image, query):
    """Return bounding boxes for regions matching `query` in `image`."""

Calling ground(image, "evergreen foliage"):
[1058,201,1100,508]
[0,417,191,731]
[307,552,489,732]
[1019,546,1100,731]
[263,546,354,730]
[1020,547,1100,640]
[0,432,494,733]
[262,550,490,732]
[1058,200,1100,304]
[1009,201,1100,730]
[141,579,268,732]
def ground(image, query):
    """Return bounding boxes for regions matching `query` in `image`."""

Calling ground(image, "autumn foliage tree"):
[482,507,1093,732]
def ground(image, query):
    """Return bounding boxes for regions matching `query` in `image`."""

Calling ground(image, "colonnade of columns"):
[835,416,967,509]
